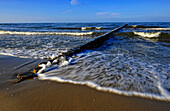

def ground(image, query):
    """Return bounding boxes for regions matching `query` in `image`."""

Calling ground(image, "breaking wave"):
[126,25,163,28]
[133,32,161,38]
[126,25,170,31]
[53,27,104,30]
[0,30,94,36]
[38,75,170,101]
[140,28,170,31]
[0,48,67,59]
[1,22,170,102]
[81,27,103,30]
[37,51,170,101]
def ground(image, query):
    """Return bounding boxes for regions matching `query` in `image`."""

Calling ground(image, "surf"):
[133,31,161,38]
[0,30,94,36]
[141,28,170,31]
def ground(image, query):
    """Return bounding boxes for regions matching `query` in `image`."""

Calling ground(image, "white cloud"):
[96,12,109,16]
[71,0,78,5]
[96,12,121,17]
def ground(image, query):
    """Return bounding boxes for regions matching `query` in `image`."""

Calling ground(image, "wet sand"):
[0,55,170,111]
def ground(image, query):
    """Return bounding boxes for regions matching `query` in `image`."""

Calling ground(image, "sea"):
[0,22,170,101]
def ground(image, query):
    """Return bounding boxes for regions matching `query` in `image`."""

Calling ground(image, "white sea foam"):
[0,48,67,59]
[134,31,161,38]
[58,56,69,67]
[81,27,102,30]
[131,25,138,28]
[96,27,103,30]
[0,30,94,36]
[38,74,170,101]
[36,51,170,102]
[142,28,170,31]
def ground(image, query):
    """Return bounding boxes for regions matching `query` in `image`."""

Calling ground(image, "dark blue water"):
[0,22,170,101]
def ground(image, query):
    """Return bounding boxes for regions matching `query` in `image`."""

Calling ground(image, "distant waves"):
[0,30,94,36]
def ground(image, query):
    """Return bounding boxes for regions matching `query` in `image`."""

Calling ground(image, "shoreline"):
[0,55,170,111]
[1,80,170,111]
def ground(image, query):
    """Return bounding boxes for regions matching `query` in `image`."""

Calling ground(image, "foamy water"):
[0,48,67,59]
[142,28,170,31]
[134,32,161,38]
[0,31,94,59]
[38,50,170,101]
[0,23,170,101]
[0,30,94,36]
[37,33,169,101]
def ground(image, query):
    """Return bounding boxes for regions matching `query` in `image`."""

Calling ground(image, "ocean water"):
[0,22,170,101]
[0,23,116,58]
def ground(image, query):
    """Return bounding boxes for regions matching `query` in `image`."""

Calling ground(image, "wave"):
[126,25,170,31]
[36,51,170,102]
[53,27,104,30]
[0,48,67,59]
[126,25,163,28]
[141,28,170,31]
[0,30,94,36]
[81,27,103,30]
[52,27,105,30]
[133,32,161,38]
[38,75,170,101]
[116,32,170,45]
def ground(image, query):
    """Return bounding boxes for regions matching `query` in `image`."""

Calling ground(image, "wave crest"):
[141,28,170,31]
[133,32,161,38]
[0,30,94,36]
[126,25,163,28]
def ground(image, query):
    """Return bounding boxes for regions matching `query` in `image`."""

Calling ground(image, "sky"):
[0,0,170,23]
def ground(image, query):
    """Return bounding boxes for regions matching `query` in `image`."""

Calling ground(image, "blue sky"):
[0,0,170,23]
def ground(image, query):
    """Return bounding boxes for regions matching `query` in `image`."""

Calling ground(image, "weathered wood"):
[63,23,128,57]
[15,24,128,83]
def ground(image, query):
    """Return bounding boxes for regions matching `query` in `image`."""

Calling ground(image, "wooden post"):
[63,23,128,57]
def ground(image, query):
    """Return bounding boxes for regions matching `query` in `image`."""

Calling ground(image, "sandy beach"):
[0,55,169,111]
[1,0,170,110]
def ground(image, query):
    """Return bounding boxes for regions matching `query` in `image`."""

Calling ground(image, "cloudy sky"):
[0,0,170,23]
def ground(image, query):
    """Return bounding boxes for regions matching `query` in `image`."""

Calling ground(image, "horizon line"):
[0,21,170,24]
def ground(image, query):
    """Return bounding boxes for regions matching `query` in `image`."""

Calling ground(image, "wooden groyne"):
[16,23,128,82]
[63,23,128,57]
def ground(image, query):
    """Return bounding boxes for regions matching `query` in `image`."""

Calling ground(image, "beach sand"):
[0,55,170,111]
